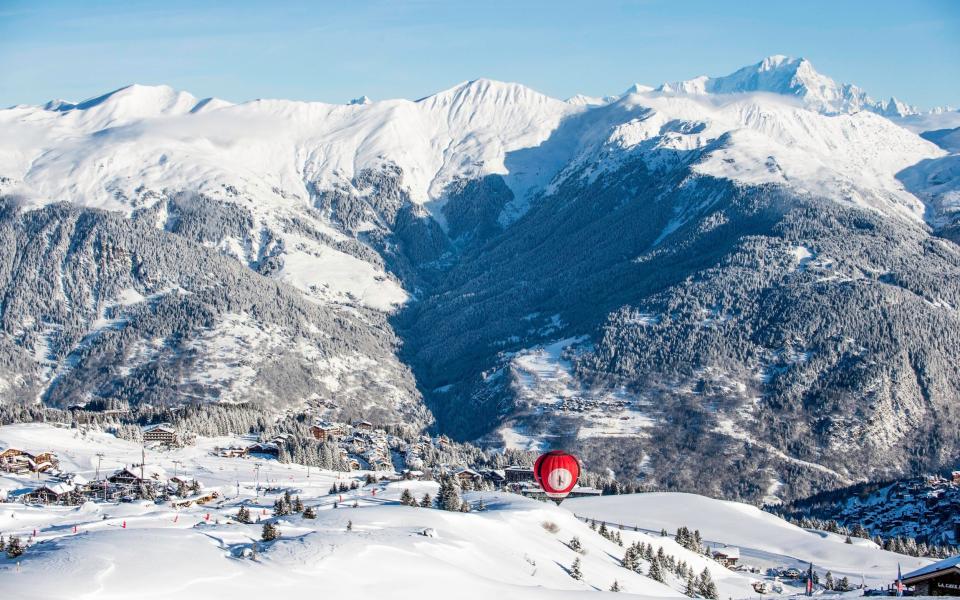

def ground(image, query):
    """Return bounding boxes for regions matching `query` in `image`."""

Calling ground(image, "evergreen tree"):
[570,557,582,580]
[400,488,415,506]
[236,505,252,524]
[6,535,24,559]
[622,545,638,571]
[698,568,719,600]
[838,576,850,591]
[303,505,317,519]
[685,573,699,598]
[292,496,304,513]
[261,522,279,542]
[436,477,463,512]
[825,571,834,591]
[273,498,290,516]
[648,559,665,583]
[610,580,621,592]
[190,479,201,494]
[346,520,353,532]
[329,483,338,494]
[420,493,432,508]
[569,536,583,552]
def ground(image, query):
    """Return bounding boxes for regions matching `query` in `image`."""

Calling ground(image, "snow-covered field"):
[0,424,929,599]
[566,494,931,588]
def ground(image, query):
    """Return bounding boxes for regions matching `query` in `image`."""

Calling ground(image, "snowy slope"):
[0,424,684,599]
[557,91,943,224]
[566,493,931,587]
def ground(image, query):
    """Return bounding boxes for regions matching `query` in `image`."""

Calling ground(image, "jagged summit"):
[656,55,877,114]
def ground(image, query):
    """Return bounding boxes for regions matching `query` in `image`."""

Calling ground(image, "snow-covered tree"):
[685,573,698,598]
[610,580,621,592]
[303,505,317,519]
[5,535,24,558]
[436,477,463,512]
[648,558,665,582]
[400,488,416,506]
[570,557,582,580]
[698,568,719,600]
[569,536,583,553]
[420,493,432,508]
[236,505,252,523]
[261,523,279,542]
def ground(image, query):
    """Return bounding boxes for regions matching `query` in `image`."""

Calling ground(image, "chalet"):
[480,469,506,486]
[353,420,374,431]
[452,468,482,486]
[0,448,58,474]
[711,546,740,568]
[902,555,960,596]
[108,468,144,485]
[367,457,393,471]
[246,442,280,458]
[25,482,77,504]
[310,423,345,442]
[345,457,362,471]
[31,451,59,472]
[0,448,33,473]
[215,446,248,458]
[504,465,535,483]
[952,471,960,485]
[142,423,178,446]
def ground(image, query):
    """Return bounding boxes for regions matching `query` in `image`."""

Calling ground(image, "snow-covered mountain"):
[1,57,959,503]
[657,55,920,118]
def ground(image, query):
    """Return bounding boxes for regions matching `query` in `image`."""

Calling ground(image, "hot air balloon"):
[534,450,580,504]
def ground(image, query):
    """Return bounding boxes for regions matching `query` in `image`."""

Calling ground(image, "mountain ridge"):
[1,56,959,503]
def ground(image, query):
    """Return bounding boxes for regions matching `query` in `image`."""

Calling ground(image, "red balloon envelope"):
[534,450,580,504]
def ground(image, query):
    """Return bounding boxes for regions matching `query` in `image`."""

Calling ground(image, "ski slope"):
[0,424,933,598]
[566,493,932,588]
[0,424,687,599]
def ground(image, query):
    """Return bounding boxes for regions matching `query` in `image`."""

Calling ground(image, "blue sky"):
[1,0,958,108]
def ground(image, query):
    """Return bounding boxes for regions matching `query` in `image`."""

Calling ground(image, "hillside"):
[1,56,959,502]
[0,423,929,598]
[566,493,930,587]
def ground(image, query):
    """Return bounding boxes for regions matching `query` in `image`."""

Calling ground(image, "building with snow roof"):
[902,555,960,596]
[711,546,740,568]
[142,423,178,446]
